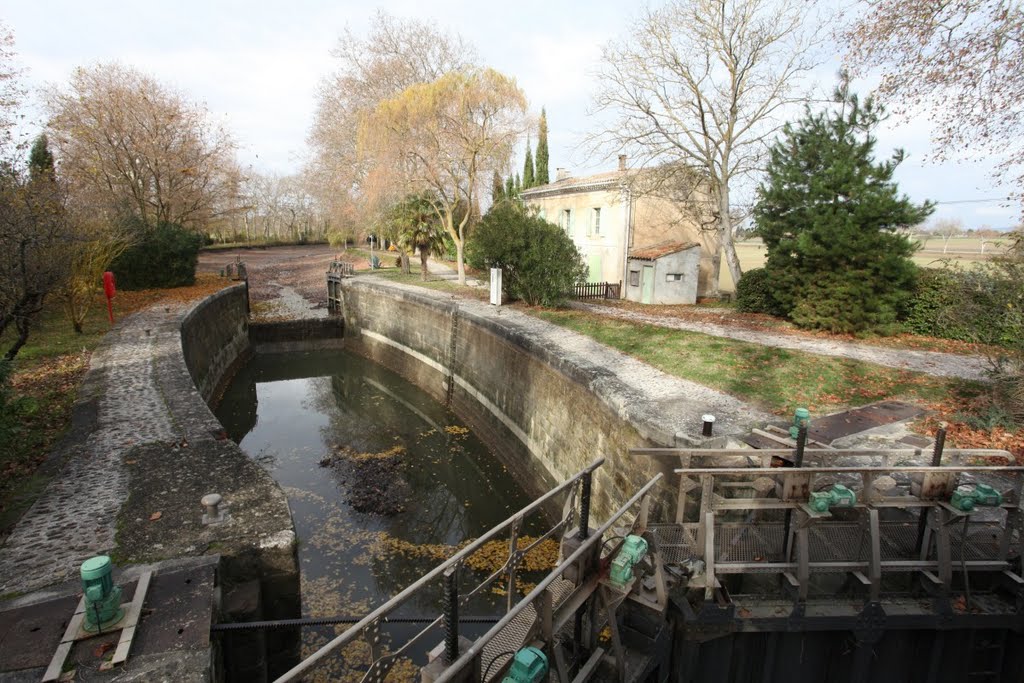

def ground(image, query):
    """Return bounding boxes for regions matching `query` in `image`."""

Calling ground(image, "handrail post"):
[916,426,947,555]
[577,470,593,540]
[443,566,459,665]
[783,425,807,562]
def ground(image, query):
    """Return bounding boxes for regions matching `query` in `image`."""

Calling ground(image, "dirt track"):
[197,245,347,318]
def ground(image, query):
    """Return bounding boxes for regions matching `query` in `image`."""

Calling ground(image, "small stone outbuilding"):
[625,242,702,305]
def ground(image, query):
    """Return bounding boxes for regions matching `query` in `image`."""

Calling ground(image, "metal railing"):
[675,461,1023,601]
[434,472,665,683]
[326,260,354,312]
[327,260,355,278]
[273,458,606,683]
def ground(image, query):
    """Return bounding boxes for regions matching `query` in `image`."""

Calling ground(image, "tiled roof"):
[521,169,629,197]
[629,241,700,260]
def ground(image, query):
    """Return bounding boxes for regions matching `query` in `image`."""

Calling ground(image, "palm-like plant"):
[395,194,446,281]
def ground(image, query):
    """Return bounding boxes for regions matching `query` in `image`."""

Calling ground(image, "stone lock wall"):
[339,279,767,520]
[181,285,251,403]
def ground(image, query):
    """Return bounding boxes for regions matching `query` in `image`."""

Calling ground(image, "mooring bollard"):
[202,493,227,525]
[702,414,716,437]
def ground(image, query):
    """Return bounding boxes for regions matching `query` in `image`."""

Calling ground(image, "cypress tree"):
[505,175,515,199]
[535,108,549,185]
[523,140,535,189]
[754,78,933,334]
[28,134,56,183]
[514,173,521,196]
[491,170,504,203]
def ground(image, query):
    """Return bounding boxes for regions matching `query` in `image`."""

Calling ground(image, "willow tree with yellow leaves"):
[360,69,527,284]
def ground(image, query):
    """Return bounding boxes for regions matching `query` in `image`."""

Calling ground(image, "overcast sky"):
[5,0,1018,228]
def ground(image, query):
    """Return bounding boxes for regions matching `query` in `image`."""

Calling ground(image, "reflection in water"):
[214,349,540,669]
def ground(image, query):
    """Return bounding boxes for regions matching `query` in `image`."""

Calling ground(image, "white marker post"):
[490,268,502,306]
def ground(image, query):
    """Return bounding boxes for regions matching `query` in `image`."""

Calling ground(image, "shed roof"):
[629,241,700,261]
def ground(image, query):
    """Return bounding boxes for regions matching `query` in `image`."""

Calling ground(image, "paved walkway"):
[0,306,184,594]
[571,302,989,381]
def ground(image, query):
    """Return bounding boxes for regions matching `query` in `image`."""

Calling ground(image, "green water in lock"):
[213,348,542,670]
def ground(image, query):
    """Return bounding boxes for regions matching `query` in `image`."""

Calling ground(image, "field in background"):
[719,236,1012,293]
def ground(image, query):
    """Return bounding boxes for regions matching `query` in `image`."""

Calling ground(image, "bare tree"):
[308,11,477,233]
[929,217,964,254]
[844,1,1024,208]
[0,170,72,359]
[44,63,238,232]
[0,21,26,158]
[590,0,820,292]
[360,69,527,283]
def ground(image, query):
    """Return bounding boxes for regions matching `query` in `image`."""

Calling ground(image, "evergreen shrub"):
[110,221,202,289]
[734,268,783,315]
[753,80,932,334]
[466,202,586,306]
[905,266,1024,347]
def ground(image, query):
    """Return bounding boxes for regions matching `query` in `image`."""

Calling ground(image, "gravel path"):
[572,302,990,381]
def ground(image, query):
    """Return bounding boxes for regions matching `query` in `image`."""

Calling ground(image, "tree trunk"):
[717,185,743,295]
[420,246,430,281]
[400,251,411,274]
[455,239,465,285]
[4,317,31,361]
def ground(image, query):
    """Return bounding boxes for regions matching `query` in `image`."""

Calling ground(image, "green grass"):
[372,267,489,300]
[0,300,102,537]
[533,309,974,415]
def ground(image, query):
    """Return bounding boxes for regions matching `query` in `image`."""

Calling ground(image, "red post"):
[103,271,116,324]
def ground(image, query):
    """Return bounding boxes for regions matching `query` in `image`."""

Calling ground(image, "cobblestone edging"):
[0,285,295,596]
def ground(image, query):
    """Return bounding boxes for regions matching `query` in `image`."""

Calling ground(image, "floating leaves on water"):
[443,425,470,437]
[464,537,560,574]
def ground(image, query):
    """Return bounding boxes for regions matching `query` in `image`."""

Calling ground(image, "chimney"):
[618,154,627,172]
[556,168,571,181]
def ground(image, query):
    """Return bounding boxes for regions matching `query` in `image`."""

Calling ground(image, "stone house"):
[625,242,703,305]
[520,156,718,299]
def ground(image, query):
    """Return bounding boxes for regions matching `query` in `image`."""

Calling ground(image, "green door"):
[588,254,602,283]
[641,265,654,304]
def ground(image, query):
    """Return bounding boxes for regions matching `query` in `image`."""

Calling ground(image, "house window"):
[561,209,572,233]
[591,207,601,236]
[666,273,683,282]
[629,270,640,287]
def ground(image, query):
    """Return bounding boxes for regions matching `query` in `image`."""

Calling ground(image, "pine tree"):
[504,175,515,199]
[535,108,549,185]
[523,140,535,189]
[491,170,504,203]
[28,134,56,183]
[753,78,933,334]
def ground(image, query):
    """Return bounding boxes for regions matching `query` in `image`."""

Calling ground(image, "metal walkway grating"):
[479,578,576,682]
[651,519,1007,568]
